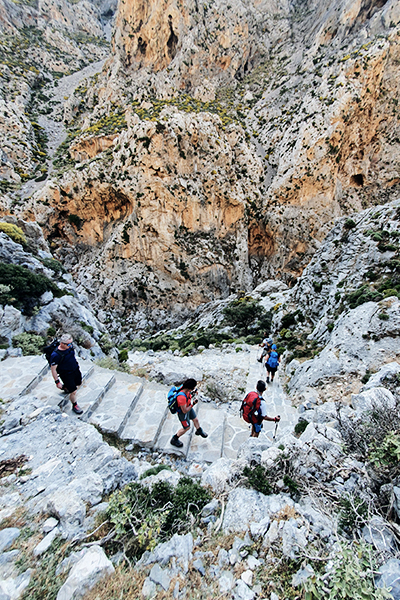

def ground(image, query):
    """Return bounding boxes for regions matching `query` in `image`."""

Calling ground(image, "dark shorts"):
[266,365,278,374]
[58,368,82,393]
[178,407,196,429]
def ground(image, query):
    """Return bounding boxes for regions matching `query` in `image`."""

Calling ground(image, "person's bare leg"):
[70,390,77,405]
[176,426,190,438]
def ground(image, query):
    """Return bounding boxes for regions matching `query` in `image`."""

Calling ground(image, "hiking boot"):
[170,434,183,448]
[72,403,83,415]
[257,357,262,363]
[266,377,270,384]
[195,427,208,438]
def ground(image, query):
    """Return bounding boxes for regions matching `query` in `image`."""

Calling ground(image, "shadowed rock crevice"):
[167,15,178,59]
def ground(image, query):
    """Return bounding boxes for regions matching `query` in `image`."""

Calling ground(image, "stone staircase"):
[0,349,297,463]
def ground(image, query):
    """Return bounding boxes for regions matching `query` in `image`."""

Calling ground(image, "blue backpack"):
[167,385,184,414]
[267,351,279,369]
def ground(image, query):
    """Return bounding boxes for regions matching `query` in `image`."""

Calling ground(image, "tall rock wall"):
[1,0,400,333]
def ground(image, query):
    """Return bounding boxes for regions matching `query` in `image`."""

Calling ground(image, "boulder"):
[0,528,20,553]
[375,559,400,599]
[362,362,400,390]
[0,569,32,599]
[362,516,396,552]
[47,490,86,535]
[351,387,396,413]
[223,488,293,533]
[138,533,193,574]
[56,546,114,600]
[201,458,236,494]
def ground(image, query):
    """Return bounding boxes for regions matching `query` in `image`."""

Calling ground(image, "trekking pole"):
[273,416,280,440]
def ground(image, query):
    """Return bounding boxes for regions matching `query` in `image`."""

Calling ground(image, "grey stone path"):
[0,349,296,463]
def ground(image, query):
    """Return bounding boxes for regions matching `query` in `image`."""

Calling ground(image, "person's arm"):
[177,391,196,413]
[263,415,280,422]
[50,364,63,389]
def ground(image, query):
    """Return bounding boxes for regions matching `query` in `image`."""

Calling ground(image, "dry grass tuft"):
[274,505,300,522]
[84,563,148,600]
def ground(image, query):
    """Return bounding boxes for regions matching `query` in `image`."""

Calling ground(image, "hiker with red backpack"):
[265,344,280,383]
[170,378,208,448]
[240,380,280,437]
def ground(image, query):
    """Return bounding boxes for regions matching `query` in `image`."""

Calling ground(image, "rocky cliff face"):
[0,0,114,184]
[1,0,400,333]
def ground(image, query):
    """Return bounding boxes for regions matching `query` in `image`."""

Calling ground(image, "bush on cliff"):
[0,262,63,315]
[107,477,211,559]
[223,297,272,335]
[0,222,27,246]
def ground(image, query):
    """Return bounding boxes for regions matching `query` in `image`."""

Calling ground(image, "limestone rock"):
[223,488,293,533]
[56,546,114,600]
[375,559,400,600]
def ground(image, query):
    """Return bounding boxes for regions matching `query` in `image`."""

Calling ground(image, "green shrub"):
[0,222,27,246]
[302,542,391,600]
[345,285,382,309]
[378,312,390,320]
[98,333,113,354]
[283,474,298,493]
[139,465,171,480]
[0,262,63,315]
[370,431,400,467]
[41,258,65,274]
[281,312,297,329]
[0,334,9,349]
[223,297,271,335]
[12,333,44,355]
[242,464,273,495]
[107,477,211,559]
[95,357,130,373]
[47,327,56,337]
[80,321,94,334]
[294,420,308,435]
[312,281,322,292]
[338,494,368,533]
[361,370,372,384]
[118,349,128,362]
[344,218,356,229]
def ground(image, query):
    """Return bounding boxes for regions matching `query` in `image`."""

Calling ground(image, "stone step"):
[120,380,169,447]
[89,373,143,435]
[0,356,49,400]
[154,407,193,457]
[186,403,225,463]
[76,370,116,419]
[223,413,251,459]
[29,361,94,408]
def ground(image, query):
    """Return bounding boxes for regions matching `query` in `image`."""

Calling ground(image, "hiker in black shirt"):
[50,334,83,415]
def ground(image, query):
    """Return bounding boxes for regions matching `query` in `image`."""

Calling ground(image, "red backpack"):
[240,391,261,424]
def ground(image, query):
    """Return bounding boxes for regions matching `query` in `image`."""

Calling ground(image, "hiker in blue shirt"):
[265,344,281,383]
[50,334,83,415]
[257,334,273,363]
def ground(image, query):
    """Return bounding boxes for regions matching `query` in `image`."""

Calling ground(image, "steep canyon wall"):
[1,0,400,332]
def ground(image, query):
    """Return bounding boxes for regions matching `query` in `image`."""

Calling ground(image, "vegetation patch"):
[106,477,211,560]
[12,332,45,356]
[302,541,391,600]
[222,297,272,336]
[0,262,64,314]
[0,222,27,246]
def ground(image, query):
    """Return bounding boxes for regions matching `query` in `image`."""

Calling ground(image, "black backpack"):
[43,340,64,367]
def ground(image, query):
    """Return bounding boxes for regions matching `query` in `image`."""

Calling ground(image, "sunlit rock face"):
[2,0,400,331]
